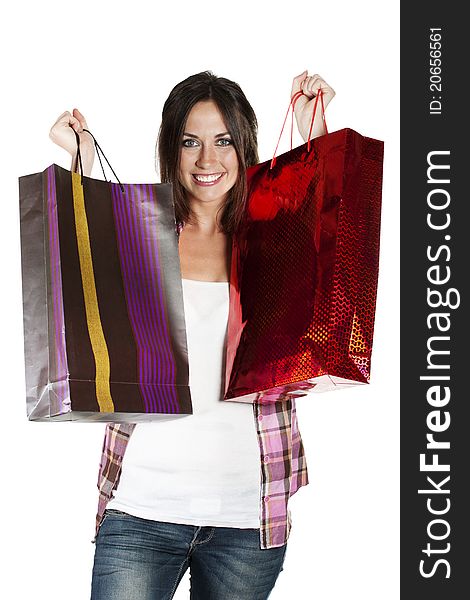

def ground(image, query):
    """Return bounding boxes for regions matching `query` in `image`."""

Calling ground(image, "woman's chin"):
[187,187,231,205]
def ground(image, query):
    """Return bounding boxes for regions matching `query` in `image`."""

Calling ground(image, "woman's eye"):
[182,138,232,148]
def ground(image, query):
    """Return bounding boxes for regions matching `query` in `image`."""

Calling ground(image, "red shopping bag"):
[224,91,384,402]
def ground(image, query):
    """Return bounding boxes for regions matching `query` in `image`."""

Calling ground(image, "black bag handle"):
[72,128,125,193]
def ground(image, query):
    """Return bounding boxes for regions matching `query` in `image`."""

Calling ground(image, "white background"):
[1,1,399,598]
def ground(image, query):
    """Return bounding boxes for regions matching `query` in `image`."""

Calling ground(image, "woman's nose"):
[195,144,218,169]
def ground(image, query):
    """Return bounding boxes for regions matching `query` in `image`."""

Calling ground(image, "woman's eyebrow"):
[183,132,231,138]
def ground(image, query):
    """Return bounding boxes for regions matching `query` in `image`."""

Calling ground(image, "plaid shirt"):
[91,221,309,549]
[92,395,309,550]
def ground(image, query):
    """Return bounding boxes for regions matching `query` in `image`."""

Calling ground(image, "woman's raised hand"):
[290,72,336,143]
[49,108,95,175]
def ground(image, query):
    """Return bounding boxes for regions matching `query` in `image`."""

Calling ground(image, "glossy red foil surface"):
[224,128,384,402]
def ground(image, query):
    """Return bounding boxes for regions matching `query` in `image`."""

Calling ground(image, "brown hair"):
[156,71,259,234]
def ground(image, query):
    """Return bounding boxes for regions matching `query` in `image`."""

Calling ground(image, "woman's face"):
[178,100,239,208]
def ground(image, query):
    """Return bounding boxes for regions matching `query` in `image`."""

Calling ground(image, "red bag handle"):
[270,88,327,169]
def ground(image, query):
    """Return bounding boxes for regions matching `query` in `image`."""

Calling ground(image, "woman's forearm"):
[299,120,326,143]
[70,150,95,177]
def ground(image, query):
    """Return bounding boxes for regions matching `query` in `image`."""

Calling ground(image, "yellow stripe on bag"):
[71,172,114,413]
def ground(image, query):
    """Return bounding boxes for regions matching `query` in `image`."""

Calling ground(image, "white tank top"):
[107,278,261,528]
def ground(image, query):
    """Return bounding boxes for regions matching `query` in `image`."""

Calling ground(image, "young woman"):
[49,70,335,600]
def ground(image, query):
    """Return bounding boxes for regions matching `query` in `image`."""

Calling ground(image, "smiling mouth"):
[192,173,225,185]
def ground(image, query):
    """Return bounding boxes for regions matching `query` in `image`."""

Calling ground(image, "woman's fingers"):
[50,110,80,134]
[304,75,319,96]
[291,70,308,97]
[292,72,336,105]
[69,117,82,132]
[73,108,88,132]
[51,110,70,127]
[49,108,93,156]
[296,73,336,101]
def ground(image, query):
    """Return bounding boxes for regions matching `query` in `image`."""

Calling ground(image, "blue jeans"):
[90,509,287,600]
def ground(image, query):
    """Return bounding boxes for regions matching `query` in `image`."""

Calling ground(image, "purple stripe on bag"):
[137,183,178,413]
[144,183,177,412]
[47,165,69,412]
[144,184,177,379]
[129,183,164,412]
[111,182,178,414]
[111,182,153,412]
[141,184,177,399]
[131,182,170,413]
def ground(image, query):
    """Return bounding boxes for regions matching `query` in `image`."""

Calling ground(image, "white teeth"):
[193,173,223,183]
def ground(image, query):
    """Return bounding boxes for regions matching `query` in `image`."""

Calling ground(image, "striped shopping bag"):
[19,132,191,421]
